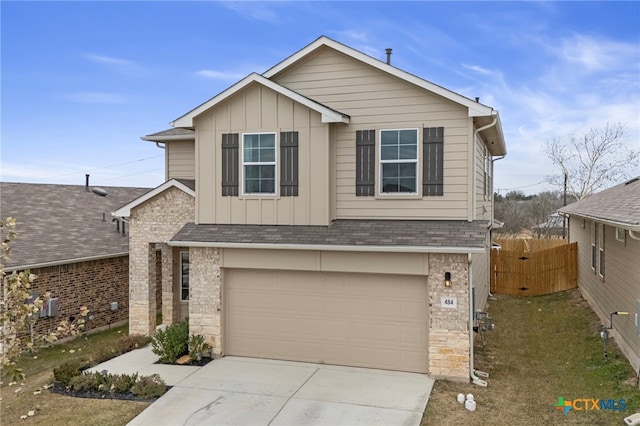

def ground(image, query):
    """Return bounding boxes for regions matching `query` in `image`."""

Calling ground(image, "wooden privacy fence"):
[491,239,578,296]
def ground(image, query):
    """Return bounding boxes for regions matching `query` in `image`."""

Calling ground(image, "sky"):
[2,1,639,195]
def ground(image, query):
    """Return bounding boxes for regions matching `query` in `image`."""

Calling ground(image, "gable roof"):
[265,36,498,119]
[169,219,488,254]
[0,182,149,271]
[112,178,195,218]
[559,177,640,230]
[172,73,350,128]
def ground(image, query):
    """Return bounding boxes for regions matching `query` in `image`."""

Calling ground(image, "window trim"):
[378,128,419,196]
[598,223,605,279]
[241,132,278,196]
[590,221,597,272]
[615,227,626,243]
[180,250,189,302]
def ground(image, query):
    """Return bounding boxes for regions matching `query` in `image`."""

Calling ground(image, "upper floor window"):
[242,133,276,194]
[379,129,418,193]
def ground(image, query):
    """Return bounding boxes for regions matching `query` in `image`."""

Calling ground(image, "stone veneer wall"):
[27,256,129,336]
[428,253,470,381]
[188,247,222,355]
[129,186,194,335]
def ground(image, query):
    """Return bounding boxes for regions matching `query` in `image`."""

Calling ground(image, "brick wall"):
[28,255,130,336]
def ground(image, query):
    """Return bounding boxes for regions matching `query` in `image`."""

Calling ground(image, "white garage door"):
[225,269,428,373]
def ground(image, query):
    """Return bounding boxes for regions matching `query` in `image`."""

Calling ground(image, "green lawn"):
[422,289,640,425]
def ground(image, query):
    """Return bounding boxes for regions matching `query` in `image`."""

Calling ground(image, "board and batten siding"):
[569,216,640,371]
[274,47,473,220]
[166,140,195,180]
[194,83,331,226]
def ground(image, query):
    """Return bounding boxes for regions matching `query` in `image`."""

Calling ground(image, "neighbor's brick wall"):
[129,186,194,335]
[428,253,470,381]
[28,256,130,336]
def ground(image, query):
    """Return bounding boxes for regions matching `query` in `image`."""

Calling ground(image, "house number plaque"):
[441,296,457,308]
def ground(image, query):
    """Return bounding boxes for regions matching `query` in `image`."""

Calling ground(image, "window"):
[598,223,605,278]
[243,133,276,194]
[615,228,626,243]
[180,251,189,301]
[380,129,418,193]
[590,222,597,271]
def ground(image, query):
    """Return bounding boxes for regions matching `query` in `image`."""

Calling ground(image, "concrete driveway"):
[111,351,434,426]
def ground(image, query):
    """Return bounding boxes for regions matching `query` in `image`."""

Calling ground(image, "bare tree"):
[545,123,639,201]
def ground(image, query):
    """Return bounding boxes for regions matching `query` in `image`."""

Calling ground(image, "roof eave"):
[167,240,485,254]
[141,134,195,142]
[112,179,195,217]
[560,211,640,232]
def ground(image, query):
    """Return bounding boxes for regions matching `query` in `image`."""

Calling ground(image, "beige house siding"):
[471,248,490,313]
[274,47,472,220]
[474,134,492,221]
[194,84,331,226]
[569,216,640,373]
[166,140,195,180]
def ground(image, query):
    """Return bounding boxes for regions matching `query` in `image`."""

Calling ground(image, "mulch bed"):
[154,356,214,367]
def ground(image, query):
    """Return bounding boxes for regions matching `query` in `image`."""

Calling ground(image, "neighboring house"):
[0,182,150,335]
[114,36,507,382]
[559,177,640,375]
[532,212,565,238]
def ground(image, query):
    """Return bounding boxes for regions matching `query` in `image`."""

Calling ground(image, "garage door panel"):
[226,269,428,373]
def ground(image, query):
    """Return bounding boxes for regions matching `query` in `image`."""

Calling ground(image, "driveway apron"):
[125,356,434,426]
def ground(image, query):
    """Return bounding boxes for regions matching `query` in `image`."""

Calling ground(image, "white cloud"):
[64,92,128,104]
[557,34,637,73]
[85,54,143,73]
[195,69,247,81]
[461,64,493,76]
[222,1,280,23]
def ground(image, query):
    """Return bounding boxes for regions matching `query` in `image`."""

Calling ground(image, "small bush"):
[110,372,138,394]
[115,334,151,354]
[53,360,85,386]
[69,372,101,392]
[131,373,167,399]
[188,334,210,360]
[151,319,189,363]
[90,345,118,365]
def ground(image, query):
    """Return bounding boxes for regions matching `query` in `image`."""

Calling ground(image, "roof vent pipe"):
[85,174,90,192]
[385,48,392,64]
[475,97,480,103]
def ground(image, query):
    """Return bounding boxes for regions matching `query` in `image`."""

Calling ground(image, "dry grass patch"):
[1,325,150,425]
[423,289,640,425]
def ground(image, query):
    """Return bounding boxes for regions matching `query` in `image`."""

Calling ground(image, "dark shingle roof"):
[559,177,640,229]
[145,128,195,138]
[1,183,149,270]
[171,220,488,252]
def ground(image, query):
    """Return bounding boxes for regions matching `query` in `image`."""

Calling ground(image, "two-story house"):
[114,36,507,382]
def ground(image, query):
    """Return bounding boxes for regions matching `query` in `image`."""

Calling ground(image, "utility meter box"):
[40,297,60,318]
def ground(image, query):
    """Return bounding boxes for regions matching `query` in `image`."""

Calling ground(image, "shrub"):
[69,372,101,392]
[111,372,138,394]
[53,360,85,386]
[188,334,210,361]
[151,319,189,363]
[131,374,167,399]
[115,334,151,354]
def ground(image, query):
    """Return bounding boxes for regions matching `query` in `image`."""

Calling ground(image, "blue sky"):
[2,1,639,194]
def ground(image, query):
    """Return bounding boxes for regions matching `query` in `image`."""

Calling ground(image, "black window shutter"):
[423,127,444,196]
[221,133,239,196]
[280,131,299,196]
[356,130,375,196]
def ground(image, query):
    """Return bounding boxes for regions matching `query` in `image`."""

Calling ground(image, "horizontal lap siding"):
[275,47,470,220]
[167,140,195,180]
[570,217,640,367]
[474,136,490,220]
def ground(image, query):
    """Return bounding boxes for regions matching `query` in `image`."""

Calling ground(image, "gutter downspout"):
[629,230,640,241]
[472,115,498,221]
[469,253,489,387]
[155,142,165,149]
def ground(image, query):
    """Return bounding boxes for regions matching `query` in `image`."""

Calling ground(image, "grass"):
[422,289,640,425]
[0,324,150,426]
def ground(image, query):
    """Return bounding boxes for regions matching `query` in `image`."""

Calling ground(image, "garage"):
[225,269,429,373]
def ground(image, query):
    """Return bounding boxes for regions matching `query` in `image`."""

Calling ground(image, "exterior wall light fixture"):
[444,272,452,287]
